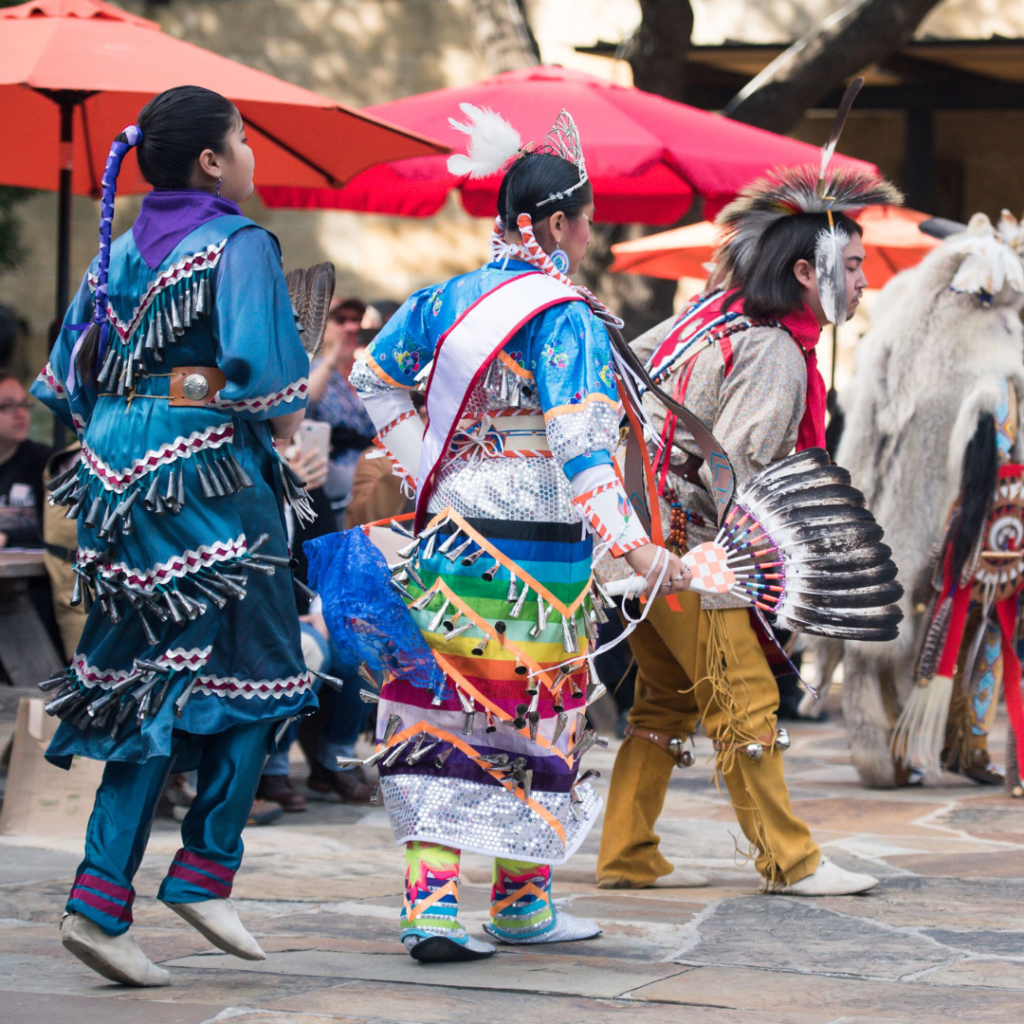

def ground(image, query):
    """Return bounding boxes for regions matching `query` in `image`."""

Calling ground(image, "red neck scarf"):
[777,303,826,451]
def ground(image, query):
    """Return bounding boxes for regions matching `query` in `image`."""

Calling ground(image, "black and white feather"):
[815,223,850,327]
[719,448,904,641]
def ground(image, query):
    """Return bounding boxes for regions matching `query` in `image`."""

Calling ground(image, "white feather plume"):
[446,103,521,180]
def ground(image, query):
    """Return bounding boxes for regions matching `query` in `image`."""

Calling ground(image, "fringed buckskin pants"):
[598,592,820,889]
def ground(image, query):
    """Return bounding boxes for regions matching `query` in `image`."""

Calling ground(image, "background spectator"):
[0,371,51,550]
[306,297,376,527]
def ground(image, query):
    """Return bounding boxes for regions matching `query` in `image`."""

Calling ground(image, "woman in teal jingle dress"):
[31,87,315,987]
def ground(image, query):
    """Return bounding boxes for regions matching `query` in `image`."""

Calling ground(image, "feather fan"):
[285,262,336,357]
[606,448,904,642]
[446,103,522,180]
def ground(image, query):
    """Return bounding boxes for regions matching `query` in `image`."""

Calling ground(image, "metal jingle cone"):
[446,537,473,563]
[205,458,226,498]
[212,459,236,496]
[336,756,366,769]
[143,474,161,512]
[470,636,487,657]
[444,622,473,642]
[382,737,411,768]
[481,559,502,582]
[396,536,421,560]
[174,676,200,717]
[422,531,437,559]
[409,588,435,611]
[408,731,428,757]
[479,752,509,767]
[83,494,104,530]
[407,739,439,765]
[461,545,486,567]
[177,590,206,620]
[536,597,549,631]
[46,464,79,494]
[357,663,380,689]
[437,529,462,555]
[485,709,497,733]
[149,675,174,714]
[359,688,380,704]
[575,768,601,787]
[584,611,600,645]
[561,615,576,653]
[164,467,180,512]
[551,711,569,745]
[590,592,610,625]
[309,668,346,692]
[512,703,528,731]
[382,714,402,746]
[369,781,383,805]
[528,711,540,742]
[567,729,596,759]
[38,670,70,692]
[514,768,533,804]
[509,586,529,618]
[192,577,229,609]
[455,686,475,715]
[114,487,140,521]
[570,676,584,699]
[493,621,507,647]
[428,599,451,633]
[70,571,83,607]
[527,687,541,715]
[506,574,519,603]
[390,578,415,601]
[222,453,246,492]
[433,746,454,770]
[239,558,275,577]
[159,589,183,625]
[194,460,215,499]
[251,552,292,568]
[594,735,609,749]
[48,474,81,505]
[228,451,254,489]
[390,518,415,538]
[404,562,428,592]
[114,692,140,725]
[513,657,529,677]
[139,610,161,647]
[44,685,78,715]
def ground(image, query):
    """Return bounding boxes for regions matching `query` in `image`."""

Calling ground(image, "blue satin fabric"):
[66,720,275,936]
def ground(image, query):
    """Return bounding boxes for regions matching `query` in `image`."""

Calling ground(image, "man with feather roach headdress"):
[598,102,902,895]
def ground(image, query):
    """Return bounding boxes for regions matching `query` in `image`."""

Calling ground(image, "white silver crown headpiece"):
[535,109,588,208]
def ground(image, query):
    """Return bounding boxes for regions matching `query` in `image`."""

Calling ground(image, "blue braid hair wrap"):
[67,124,142,390]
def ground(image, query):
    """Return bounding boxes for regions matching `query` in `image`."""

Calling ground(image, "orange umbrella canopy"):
[610,206,941,286]
[0,0,447,195]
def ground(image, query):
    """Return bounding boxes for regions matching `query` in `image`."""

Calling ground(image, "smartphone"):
[297,419,331,462]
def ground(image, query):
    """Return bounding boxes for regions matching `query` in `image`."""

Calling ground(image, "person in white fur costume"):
[806,212,1024,795]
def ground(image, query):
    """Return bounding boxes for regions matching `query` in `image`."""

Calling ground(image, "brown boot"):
[257,774,308,812]
[307,762,373,804]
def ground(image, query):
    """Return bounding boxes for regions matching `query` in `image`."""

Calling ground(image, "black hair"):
[497,152,592,226]
[136,85,239,189]
[725,212,863,320]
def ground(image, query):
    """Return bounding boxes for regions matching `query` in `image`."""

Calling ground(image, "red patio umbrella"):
[609,206,941,287]
[0,0,447,322]
[259,64,876,226]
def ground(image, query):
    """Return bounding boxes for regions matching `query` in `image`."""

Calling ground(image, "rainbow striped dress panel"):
[355,261,617,863]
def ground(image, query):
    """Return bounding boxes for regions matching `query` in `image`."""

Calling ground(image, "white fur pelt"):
[826,213,1024,787]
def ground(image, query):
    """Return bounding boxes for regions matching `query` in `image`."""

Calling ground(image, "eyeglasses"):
[330,314,362,326]
[0,400,32,415]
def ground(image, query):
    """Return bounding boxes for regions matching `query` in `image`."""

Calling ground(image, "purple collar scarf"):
[132,189,243,270]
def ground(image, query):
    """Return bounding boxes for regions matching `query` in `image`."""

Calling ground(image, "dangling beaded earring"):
[215,178,222,197]
[550,248,569,275]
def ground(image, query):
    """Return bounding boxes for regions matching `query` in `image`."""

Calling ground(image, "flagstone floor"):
[2,694,1023,1024]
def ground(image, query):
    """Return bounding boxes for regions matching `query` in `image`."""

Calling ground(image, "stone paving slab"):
[1,707,1023,1023]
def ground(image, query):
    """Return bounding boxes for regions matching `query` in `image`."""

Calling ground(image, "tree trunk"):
[725,0,944,135]
[468,0,539,73]
[625,0,694,102]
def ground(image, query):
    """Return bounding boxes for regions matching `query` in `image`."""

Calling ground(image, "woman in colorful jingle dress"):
[31,86,315,987]
[348,106,691,963]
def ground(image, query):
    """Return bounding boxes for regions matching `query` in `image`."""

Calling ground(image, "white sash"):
[415,271,581,526]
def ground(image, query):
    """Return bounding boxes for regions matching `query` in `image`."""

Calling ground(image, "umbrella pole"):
[51,96,75,449]
[55,97,74,334]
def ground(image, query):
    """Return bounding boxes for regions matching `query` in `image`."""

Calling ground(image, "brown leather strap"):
[625,723,693,766]
[169,366,227,407]
[673,451,705,486]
